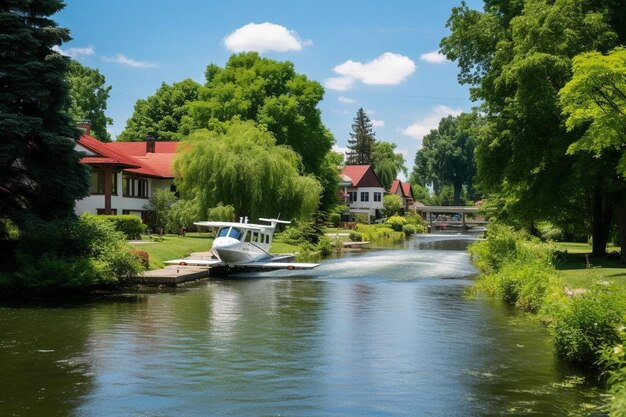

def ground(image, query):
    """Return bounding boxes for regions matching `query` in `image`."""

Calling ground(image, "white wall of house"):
[346,186,384,220]
[75,172,174,217]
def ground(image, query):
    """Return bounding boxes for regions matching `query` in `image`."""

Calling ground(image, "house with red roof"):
[389,179,416,212]
[74,124,177,223]
[339,165,385,222]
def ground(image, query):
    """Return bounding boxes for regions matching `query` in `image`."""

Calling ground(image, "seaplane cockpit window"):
[217,227,230,238]
[229,228,243,241]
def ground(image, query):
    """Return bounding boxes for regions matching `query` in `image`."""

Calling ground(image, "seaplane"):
[165,217,319,272]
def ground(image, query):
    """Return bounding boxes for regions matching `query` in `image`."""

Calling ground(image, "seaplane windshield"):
[216,227,244,241]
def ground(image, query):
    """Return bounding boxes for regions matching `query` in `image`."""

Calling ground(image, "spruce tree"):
[0,0,90,236]
[346,108,376,165]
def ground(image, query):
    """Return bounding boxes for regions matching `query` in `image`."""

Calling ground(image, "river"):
[0,234,606,416]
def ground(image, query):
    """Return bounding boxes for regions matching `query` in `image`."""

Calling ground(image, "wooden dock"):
[138,251,228,286]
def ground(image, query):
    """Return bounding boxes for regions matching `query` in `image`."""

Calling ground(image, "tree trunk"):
[591,186,611,257]
[453,182,462,206]
[614,193,626,263]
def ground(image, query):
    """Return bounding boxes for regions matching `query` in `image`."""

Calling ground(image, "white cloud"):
[102,54,157,68]
[420,50,447,64]
[53,45,94,58]
[224,22,311,53]
[324,77,354,91]
[325,52,416,91]
[401,105,463,146]
[332,144,349,163]
[371,119,385,127]
[338,96,356,104]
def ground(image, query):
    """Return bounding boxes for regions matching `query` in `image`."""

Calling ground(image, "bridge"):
[415,205,487,231]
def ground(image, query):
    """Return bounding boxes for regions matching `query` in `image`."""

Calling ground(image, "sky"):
[55,0,482,177]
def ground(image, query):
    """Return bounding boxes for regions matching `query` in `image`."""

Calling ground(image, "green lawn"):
[129,232,214,269]
[129,232,302,269]
[554,242,626,290]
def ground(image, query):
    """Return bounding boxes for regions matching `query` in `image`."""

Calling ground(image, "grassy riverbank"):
[469,225,626,416]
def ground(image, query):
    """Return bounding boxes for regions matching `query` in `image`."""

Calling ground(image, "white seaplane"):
[165,217,319,272]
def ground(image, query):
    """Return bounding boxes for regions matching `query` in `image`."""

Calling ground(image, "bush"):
[383,194,404,217]
[386,215,407,232]
[97,214,146,239]
[599,321,626,417]
[552,285,626,366]
[402,224,417,237]
[354,213,369,224]
[349,231,363,242]
[329,212,341,227]
[0,215,144,293]
[356,224,404,242]
[316,236,334,257]
[129,249,150,269]
[404,214,428,233]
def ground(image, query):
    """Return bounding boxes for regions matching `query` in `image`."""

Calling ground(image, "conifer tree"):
[0,0,90,237]
[346,108,376,165]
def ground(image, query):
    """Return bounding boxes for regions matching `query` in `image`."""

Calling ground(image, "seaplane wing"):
[164,259,225,267]
[194,221,265,231]
[233,261,320,270]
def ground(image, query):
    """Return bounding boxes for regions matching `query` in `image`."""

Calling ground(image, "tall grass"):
[470,224,626,414]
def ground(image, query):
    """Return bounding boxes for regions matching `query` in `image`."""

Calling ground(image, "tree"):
[560,47,626,260]
[383,194,404,217]
[0,0,90,243]
[144,188,177,233]
[118,78,201,142]
[66,60,112,141]
[411,114,476,205]
[372,141,407,190]
[440,0,624,255]
[346,108,376,165]
[173,120,322,220]
[181,52,334,174]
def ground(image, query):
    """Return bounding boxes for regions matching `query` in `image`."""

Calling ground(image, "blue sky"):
[55,0,481,175]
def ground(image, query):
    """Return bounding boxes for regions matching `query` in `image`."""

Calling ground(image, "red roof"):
[78,135,141,169]
[340,165,384,188]
[78,135,177,178]
[390,179,402,195]
[402,183,414,199]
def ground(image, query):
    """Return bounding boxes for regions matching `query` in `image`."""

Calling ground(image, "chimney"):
[76,120,91,135]
[146,135,156,153]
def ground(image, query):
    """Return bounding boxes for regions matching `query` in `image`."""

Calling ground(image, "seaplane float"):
[165,218,319,272]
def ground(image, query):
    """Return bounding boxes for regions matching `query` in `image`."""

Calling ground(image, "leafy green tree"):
[0,0,90,249]
[166,198,200,231]
[181,52,334,174]
[174,120,322,220]
[346,108,376,165]
[440,0,624,255]
[144,188,177,232]
[66,60,112,141]
[118,78,201,141]
[383,194,405,217]
[206,202,236,222]
[411,113,476,205]
[560,47,626,260]
[372,141,407,190]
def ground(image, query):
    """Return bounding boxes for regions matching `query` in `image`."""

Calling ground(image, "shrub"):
[97,214,146,239]
[383,194,404,217]
[354,213,369,224]
[551,285,626,366]
[316,236,334,257]
[599,321,626,417]
[356,224,404,242]
[0,215,144,292]
[386,215,407,232]
[402,224,417,237]
[129,249,150,269]
[349,231,363,242]
[329,212,341,227]
[404,214,428,233]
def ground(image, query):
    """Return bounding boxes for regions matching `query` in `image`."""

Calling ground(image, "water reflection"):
[0,235,606,417]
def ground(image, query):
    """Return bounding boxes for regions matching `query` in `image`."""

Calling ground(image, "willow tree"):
[174,120,321,220]
[372,141,406,190]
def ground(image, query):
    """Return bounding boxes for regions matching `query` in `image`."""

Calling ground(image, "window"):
[373,192,382,202]
[361,192,369,202]
[90,170,117,195]
[217,227,230,238]
[348,191,357,203]
[122,175,149,198]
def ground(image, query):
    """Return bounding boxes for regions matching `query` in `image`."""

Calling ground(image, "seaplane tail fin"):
[258,218,291,226]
